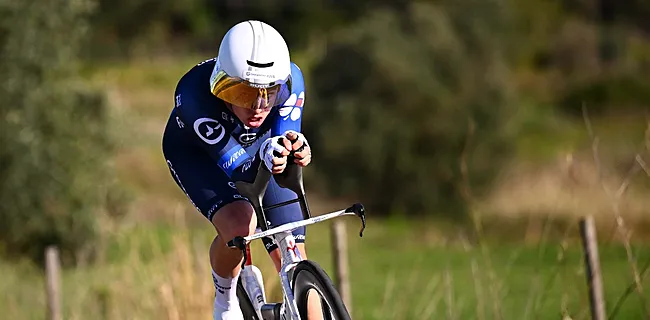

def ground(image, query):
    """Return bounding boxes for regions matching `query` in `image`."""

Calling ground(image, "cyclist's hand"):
[259,136,291,174]
[284,130,311,167]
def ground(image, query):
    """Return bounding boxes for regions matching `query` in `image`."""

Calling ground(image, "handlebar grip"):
[273,136,304,159]
[286,136,305,158]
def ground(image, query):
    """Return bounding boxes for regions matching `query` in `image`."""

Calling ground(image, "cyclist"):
[162,20,312,319]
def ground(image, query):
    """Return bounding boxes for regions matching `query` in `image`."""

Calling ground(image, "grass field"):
[1,216,648,319]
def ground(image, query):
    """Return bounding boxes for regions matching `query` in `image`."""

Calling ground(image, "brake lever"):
[345,203,366,237]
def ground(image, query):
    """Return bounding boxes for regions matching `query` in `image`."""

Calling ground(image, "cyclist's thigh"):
[260,176,306,252]
[162,121,249,222]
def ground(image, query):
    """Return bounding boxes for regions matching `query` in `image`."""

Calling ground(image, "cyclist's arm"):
[272,62,306,136]
[174,85,260,183]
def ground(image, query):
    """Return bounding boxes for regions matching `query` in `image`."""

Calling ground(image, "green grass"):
[1,217,648,320]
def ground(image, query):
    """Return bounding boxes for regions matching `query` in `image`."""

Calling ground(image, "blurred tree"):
[508,0,650,116]
[87,0,381,59]
[88,0,214,58]
[0,0,121,266]
[303,0,519,218]
[72,0,650,214]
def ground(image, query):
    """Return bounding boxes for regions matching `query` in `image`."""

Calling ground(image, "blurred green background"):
[1,0,650,319]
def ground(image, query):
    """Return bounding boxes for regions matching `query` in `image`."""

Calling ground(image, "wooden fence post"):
[580,216,606,320]
[331,219,352,314]
[45,246,62,320]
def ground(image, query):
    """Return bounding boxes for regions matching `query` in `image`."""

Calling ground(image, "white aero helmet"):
[210,20,292,110]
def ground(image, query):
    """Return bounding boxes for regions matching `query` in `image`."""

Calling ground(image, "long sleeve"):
[272,62,305,136]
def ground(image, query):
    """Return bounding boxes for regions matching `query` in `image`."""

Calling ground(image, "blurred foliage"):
[508,0,650,114]
[0,0,121,266]
[87,0,375,59]
[86,0,650,113]
[303,0,518,217]
[81,0,650,217]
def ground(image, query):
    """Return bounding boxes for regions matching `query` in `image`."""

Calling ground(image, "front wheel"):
[291,260,351,320]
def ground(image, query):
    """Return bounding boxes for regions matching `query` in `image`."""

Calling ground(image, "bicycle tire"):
[237,278,260,320]
[291,260,351,320]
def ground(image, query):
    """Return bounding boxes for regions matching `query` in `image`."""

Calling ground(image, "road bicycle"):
[227,151,366,320]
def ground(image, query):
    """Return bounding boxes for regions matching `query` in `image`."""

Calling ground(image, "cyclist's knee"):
[211,200,257,241]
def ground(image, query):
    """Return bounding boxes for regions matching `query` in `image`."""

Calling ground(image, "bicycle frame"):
[228,162,366,320]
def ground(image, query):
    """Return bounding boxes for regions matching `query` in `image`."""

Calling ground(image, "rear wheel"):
[292,260,351,320]
[237,278,259,320]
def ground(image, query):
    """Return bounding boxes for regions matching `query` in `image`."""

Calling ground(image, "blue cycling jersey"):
[162,57,308,250]
[171,57,306,183]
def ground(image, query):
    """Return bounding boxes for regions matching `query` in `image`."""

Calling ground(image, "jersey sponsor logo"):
[282,93,297,107]
[279,91,304,121]
[221,148,247,170]
[193,117,225,145]
[233,194,248,201]
[218,146,251,176]
[166,160,200,212]
[238,132,258,145]
[207,200,224,218]
[296,92,304,107]
[241,159,254,173]
[197,57,217,66]
[175,116,185,128]
[221,112,235,123]
[243,131,270,158]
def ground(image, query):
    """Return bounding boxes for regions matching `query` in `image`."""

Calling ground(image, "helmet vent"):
[246,60,274,68]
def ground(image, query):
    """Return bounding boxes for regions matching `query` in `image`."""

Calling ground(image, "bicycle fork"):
[276,232,302,320]
[240,241,281,320]
[240,231,303,320]
[241,242,267,315]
